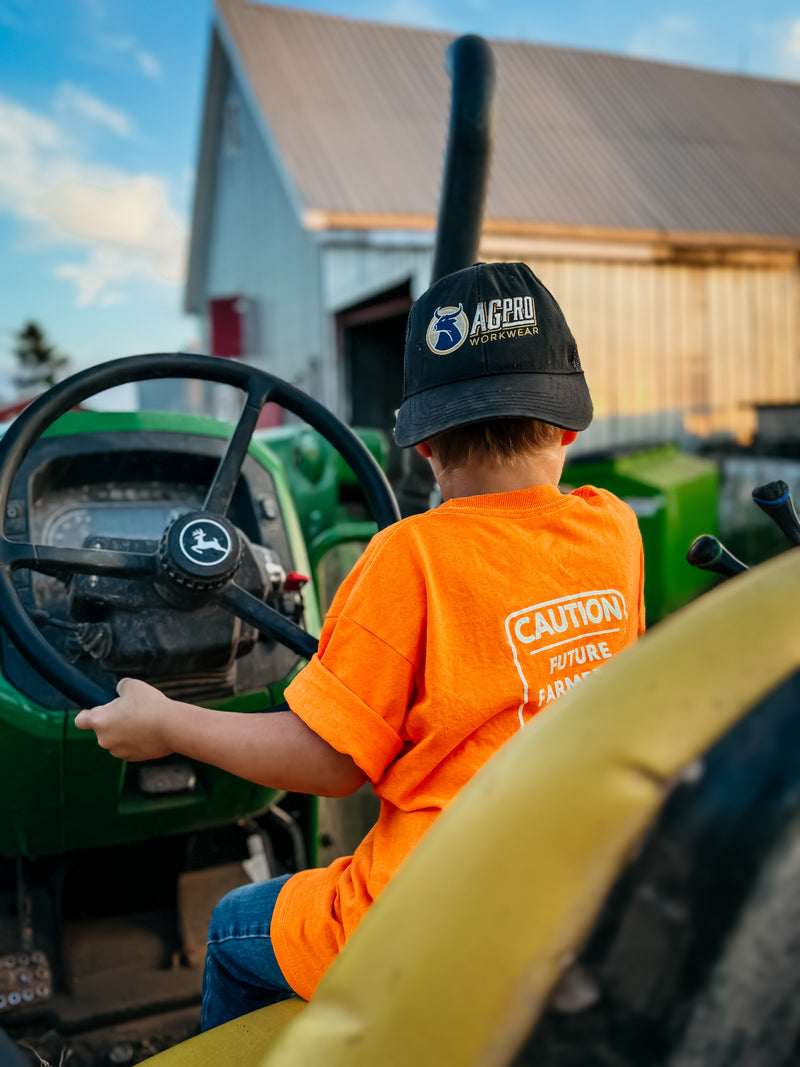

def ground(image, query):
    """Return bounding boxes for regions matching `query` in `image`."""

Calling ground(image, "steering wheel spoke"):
[218,582,318,661]
[0,539,158,581]
[203,383,266,516]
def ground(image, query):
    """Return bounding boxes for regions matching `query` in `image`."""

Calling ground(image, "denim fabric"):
[201,873,297,1031]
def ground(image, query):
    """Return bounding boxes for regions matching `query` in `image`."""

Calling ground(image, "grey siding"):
[205,65,329,403]
[320,241,434,312]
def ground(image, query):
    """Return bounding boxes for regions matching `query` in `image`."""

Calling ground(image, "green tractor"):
[0,354,398,1060]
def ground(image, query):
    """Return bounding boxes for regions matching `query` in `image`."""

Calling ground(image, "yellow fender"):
[142,996,305,1064]
[145,549,800,1066]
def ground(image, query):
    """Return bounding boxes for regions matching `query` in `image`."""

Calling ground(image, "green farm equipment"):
[0,354,398,1060]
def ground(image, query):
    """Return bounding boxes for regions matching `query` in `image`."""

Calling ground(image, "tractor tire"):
[665,805,800,1067]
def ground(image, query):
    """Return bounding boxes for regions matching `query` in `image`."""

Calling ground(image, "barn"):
[185,0,800,462]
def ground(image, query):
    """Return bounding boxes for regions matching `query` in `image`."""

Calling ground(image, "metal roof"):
[213,0,800,245]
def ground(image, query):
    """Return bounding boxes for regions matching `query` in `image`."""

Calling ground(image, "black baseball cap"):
[394,261,593,447]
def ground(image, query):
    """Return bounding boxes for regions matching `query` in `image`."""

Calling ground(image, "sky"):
[1,0,799,401]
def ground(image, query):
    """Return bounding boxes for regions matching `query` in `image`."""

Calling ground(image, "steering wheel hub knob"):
[159,512,241,590]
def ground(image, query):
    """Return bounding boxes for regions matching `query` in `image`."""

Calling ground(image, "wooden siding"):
[502,255,800,451]
[319,241,798,450]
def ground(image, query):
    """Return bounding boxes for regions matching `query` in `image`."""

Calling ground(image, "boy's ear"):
[561,430,578,447]
[415,441,433,459]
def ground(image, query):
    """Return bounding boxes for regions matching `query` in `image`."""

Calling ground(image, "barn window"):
[223,94,242,156]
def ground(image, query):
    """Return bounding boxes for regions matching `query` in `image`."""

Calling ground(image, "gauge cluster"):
[38,484,203,549]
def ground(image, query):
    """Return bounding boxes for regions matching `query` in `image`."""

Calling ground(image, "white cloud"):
[778,18,800,78]
[135,49,162,81]
[55,82,134,138]
[659,16,695,34]
[0,97,62,162]
[77,0,163,79]
[96,32,163,81]
[628,14,701,65]
[379,0,445,31]
[55,248,161,307]
[43,174,184,273]
[0,93,186,306]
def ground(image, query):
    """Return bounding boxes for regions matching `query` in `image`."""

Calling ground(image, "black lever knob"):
[687,535,748,578]
[752,481,800,547]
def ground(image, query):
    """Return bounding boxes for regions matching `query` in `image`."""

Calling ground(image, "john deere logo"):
[426,304,469,354]
[179,518,232,567]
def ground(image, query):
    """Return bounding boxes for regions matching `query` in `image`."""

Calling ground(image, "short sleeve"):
[284,524,424,783]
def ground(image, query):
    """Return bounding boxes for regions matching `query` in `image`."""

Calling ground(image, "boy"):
[75,261,645,1030]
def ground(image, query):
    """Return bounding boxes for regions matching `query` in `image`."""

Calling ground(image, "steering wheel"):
[0,353,401,708]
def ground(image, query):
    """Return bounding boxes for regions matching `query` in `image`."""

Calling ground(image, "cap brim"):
[393,372,593,447]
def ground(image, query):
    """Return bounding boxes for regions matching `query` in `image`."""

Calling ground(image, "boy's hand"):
[75,679,367,796]
[74,677,176,762]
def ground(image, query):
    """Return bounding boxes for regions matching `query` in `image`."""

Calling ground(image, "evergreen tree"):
[13,322,70,393]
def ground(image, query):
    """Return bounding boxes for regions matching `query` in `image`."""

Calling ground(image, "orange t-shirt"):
[274,483,645,999]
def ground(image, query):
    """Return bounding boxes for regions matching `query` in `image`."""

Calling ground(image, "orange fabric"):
[274,484,645,999]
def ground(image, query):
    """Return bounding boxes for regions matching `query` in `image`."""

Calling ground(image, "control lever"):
[752,480,800,547]
[687,535,749,578]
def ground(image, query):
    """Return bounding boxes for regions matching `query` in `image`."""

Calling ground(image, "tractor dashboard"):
[2,419,310,710]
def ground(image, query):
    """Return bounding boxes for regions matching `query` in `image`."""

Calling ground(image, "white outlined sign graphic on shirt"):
[505,589,629,726]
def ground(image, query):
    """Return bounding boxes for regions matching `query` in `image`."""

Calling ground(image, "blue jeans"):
[201,873,298,1031]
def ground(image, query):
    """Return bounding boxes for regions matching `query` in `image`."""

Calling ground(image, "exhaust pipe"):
[430,35,496,283]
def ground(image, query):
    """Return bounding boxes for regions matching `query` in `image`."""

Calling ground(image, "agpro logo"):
[425,304,469,353]
[470,295,536,337]
[427,295,541,355]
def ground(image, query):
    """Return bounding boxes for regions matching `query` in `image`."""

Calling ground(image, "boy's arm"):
[74,678,367,798]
